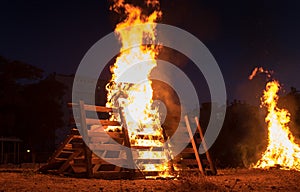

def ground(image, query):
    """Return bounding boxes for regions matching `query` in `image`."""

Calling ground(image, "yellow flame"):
[106,2,161,129]
[106,1,171,175]
[254,80,300,171]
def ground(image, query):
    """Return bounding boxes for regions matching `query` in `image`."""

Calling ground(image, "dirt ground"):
[0,168,299,192]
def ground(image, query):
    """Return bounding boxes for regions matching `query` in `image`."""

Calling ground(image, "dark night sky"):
[1,0,300,104]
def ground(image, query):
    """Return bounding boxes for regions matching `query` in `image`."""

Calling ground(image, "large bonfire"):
[105,0,170,173]
[250,68,300,171]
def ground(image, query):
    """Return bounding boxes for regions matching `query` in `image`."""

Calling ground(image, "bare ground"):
[0,168,299,192]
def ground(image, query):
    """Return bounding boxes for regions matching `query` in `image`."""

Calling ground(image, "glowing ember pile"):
[250,68,300,171]
[105,0,171,174]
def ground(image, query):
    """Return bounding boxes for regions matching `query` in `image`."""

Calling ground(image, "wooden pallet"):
[39,101,134,179]
[40,101,216,178]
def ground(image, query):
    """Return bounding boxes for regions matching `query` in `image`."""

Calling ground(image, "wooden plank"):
[139,164,167,171]
[63,144,73,150]
[72,135,83,139]
[135,151,166,159]
[90,125,104,132]
[119,107,135,177]
[88,144,124,151]
[89,137,112,143]
[84,147,93,178]
[79,101,93,178]
[58,150,82,173]
[86,119,120,126]
[92,158,129,165]
[84,105,113,113]
[134,147,164,151]
[92,164,101,173]
[71,119,120,126]
[194,116,217,175]
[134,159,164,164]
[87,131,107,137]
[91,137,123,144]
[90,125,121,132]
[49,134,75,163]
[79,101,89,143]
[68,103,113,113]
[184,115,205,175]
[134,133,162,137]
[74,117,120,126]
[60,150,74,154]
[71,164,87,173]
[114,166,121,172]
[87,131,124,139]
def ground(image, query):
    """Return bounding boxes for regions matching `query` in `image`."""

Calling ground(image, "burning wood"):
[250,68,300,171]
[105,0,172,177]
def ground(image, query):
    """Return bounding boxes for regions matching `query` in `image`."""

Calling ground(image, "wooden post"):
[184,115,205,175]
[79,100,93,178]
[194,117,217,175]
[118,107,135,178]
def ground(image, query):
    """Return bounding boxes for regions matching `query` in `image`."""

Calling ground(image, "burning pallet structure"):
[39,101,216,179]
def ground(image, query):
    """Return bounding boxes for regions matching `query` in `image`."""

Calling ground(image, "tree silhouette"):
[279,87,300,140]
[0,56,43,136]
[204,101,266,168]
[20,74,66,153]
[0,56,65,161]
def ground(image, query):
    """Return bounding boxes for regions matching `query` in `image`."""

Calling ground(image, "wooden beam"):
[87,131,123,140]
[88,144,124,151]
[184,115,205,175]
[119,107,135,177]
[58,150,82,173]
[68,103,113,113]
[92,158,129,165]
[73,118,120,126]
[79,101,89,142]
[87,119,120,126]
[49,134,75,164]
[79,100,93,178]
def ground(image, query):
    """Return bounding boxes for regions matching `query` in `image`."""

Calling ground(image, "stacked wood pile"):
[39,101,216,179]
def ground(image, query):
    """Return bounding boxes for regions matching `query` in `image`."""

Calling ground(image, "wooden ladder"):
[173,115,217,175]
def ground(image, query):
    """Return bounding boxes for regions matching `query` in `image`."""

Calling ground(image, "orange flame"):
[254,80,300,171]
[248,67,272,80]
[106,1,171,175]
